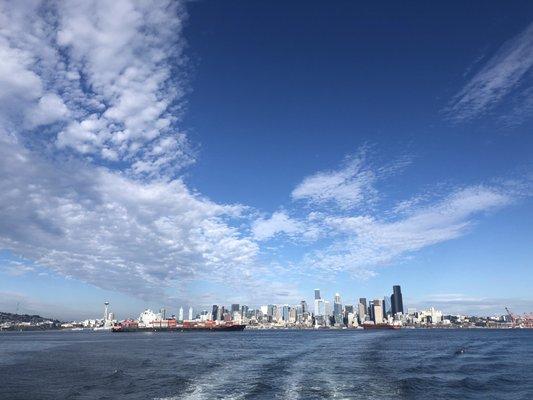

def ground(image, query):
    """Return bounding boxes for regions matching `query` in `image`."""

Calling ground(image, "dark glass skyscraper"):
[211,305,218,321]
[391,285,404,315]
[314,289,321,300]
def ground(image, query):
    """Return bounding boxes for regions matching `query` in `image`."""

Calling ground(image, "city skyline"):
[1,1,533,320]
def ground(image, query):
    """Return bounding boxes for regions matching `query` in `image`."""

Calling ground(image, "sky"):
[1,0,533,320]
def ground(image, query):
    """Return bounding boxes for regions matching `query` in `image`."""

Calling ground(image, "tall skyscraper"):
[300,300,308,314]
[240,305,249,317]
[314,289,323,316]
[267,304,274,317]
[282,305,290,321]
[333,293,343,325]
[383,296,390,316]
[211,305,218,321]
[371,299,383,323]
[358,298,367,323]
[188,306,193,321]
[315,299,325,316]
[391,285,404,315]
[324,300,331,317]
[178,306,184,321]
[231,304,240,313]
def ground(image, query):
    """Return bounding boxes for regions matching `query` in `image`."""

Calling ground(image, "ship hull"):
[362,324,401,330]
[112,324,246,333]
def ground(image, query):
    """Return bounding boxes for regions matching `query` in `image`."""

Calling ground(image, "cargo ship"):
[112,318,246,333]
[362,323,401,330]
[111,309,246,333]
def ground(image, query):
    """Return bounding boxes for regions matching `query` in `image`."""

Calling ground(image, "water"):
[1,329,532,399]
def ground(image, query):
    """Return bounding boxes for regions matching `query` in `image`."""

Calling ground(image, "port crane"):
[505,307,533,328]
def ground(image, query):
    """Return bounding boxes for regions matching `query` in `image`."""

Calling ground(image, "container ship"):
[112,310,246,333]
[112,321,246,332]
[362,323,401,330]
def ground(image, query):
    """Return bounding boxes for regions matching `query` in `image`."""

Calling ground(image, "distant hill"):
[0,312,62,330]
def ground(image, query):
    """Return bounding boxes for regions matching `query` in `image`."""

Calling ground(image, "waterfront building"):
[383,296,390,316]
[211,305,218,321]
[188,307,193,321]
[371,299,384,323]
[289,307,297,323]
[232,311,241,323]
[241,305,249,318]
[347,312,357,327]
[358,298,367,323]
[314,289,322,316]
[333,293,343,325]
[324,300,331,317]
[391,285,404,316]
[267,304,275,317]
[178,307,184,321]
[301,300,308,314]
[417,307,443,324]
[282,305,290,321]
[274,306,282,322]
[231,304,240,313]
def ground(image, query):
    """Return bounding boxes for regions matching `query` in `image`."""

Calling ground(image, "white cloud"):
[303,185,512,277]
[291,149,378,210]
[0,0,306,306]
[447,22,533,122]
[0,3,67,130]
[1,261,36,277]
[0,131,258,301]
[0,0,193,177]
[54,0,192,176]
[252,211,304,241]
[29,93,69,128]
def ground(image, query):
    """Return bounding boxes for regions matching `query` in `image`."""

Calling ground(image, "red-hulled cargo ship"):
[112,319,246,332]
[362,323,401,330]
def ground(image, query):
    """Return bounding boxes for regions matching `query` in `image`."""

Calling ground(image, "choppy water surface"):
[1,329,532,399]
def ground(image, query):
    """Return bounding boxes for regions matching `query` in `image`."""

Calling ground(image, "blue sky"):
[0,0,532,320]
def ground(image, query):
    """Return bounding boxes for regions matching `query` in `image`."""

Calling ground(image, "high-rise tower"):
[333,293,343,325]
[358,298,367,323]
[391,285,404,316]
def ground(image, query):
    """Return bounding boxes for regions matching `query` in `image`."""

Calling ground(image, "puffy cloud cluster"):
[0,0,192,177]
[0,133,258,300]
[0,0,263,302]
